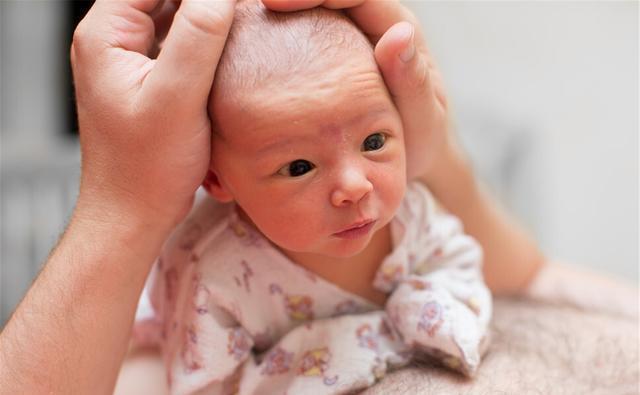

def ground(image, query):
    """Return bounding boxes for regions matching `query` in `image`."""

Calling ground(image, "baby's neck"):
[282,225,391,307]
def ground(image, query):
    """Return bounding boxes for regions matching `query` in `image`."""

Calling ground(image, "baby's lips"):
[335,218,375,234]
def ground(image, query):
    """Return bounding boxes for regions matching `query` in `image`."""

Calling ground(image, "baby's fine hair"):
[212,0,375,102]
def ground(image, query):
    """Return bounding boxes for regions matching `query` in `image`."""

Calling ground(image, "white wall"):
[1,1,69,155]
[406,1,638,282]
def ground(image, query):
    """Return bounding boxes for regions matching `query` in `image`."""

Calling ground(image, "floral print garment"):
[132,183,492,395]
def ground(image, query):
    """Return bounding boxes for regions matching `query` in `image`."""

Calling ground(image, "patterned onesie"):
[133,182,492,395]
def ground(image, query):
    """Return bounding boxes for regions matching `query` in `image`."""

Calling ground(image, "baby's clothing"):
[133,182,492,395]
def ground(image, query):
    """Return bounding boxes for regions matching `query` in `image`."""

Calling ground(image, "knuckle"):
[70,18,93,75]
[71,19,90,52]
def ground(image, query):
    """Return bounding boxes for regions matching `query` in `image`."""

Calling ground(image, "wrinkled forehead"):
[212,54,393,147]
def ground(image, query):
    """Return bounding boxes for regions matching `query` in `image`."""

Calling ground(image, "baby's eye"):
[277,159,315,177]
[361,132,386,152]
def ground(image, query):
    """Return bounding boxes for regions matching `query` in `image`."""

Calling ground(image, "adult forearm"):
[0,208,170,394]
[421,145,545,295]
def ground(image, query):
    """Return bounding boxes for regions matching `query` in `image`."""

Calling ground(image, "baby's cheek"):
[388,177,406,214]
[375,164,406,213]
[256,205,317,250]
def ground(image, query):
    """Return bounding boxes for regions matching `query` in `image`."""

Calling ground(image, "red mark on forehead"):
[322,123,346,144]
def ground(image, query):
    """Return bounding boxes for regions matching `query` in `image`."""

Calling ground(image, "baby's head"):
[206,0,406,259]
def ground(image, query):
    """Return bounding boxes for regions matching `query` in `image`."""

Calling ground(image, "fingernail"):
[399,24,415,63]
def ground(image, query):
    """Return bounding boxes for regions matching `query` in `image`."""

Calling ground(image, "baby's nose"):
[330,165,373,207]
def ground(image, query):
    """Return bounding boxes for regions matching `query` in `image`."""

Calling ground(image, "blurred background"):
[1,1,638,326]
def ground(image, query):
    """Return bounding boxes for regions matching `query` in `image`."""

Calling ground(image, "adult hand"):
[263,0,450,181]
[525,260,639,319]
[72,0,235,231]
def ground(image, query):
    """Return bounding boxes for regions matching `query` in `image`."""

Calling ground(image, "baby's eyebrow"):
[256,135,302,157]
[255,106,392,157]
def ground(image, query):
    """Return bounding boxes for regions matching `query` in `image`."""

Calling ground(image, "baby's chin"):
[320,239,374,259]
[269,237,370,260]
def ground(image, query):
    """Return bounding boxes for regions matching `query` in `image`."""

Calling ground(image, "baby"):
[133,2,492,394]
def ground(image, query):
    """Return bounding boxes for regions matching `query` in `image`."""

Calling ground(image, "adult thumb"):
[374,22,449,180]
[144,0,236,111]
[374,22,437,107]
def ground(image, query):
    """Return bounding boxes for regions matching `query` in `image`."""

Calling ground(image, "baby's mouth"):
[333,219,377,239]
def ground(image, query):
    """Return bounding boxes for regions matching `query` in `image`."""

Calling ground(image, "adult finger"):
[263,0,423,46]
[73,0,161,62]
[262,0,328,11]
[349,2,446,111]
[374,21,445,107]
[262,0,362,11]
[147,0,180,58]
[144,0,236,109]
[345,1,426,48]
[374,22,446,178]
[152,0,180,48]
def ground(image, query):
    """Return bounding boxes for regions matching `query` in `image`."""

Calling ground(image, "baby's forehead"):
[245,59,388,113]
[217,76,395,153]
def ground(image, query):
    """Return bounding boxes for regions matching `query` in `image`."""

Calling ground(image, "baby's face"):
[209,58,406,259]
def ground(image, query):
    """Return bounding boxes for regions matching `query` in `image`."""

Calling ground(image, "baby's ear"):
[203,170,234,203]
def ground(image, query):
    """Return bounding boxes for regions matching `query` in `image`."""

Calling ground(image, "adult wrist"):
[73,186,189,237]
[70,192,182,264]
[57,202,171,296]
